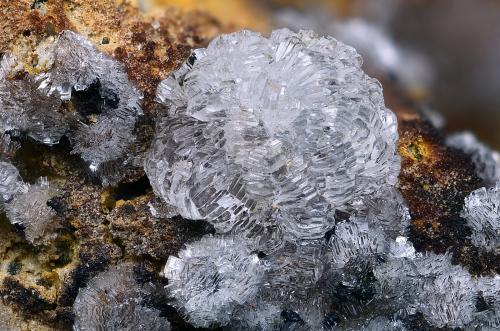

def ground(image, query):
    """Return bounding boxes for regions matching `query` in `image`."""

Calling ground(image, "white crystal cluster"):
[146,28,400,244]
[73,263,171,331]
[0,160,59,244]
[0,31,142,183]
[165,236,265,328]
[462,182,500,252]
[153,30,500,330]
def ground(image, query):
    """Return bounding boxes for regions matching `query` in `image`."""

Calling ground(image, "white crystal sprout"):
[153,29,500,330]
[37,31,143,170]
[462,182,500,252]
[146,29,400,242]
[0,160,59,243]
[164,235,265,328]
[4,177,60,244]
[73,263,171,331]
[0,54,66,145]
[0,160,25,202]
[327,219,387,269]
[374,253,478,328]
[1,31,143,178]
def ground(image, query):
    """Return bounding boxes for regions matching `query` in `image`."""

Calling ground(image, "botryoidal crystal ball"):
[145,28,400,243]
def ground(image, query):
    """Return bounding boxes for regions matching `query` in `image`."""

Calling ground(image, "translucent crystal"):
[73,263,171,331]
[37,31,143,169]
[228,302,282,331]
[260,240,329,329]
[355,186,411,240]
[0,160,24,202]
[447,132,500,186]
[0,133,20,159]
[0,54,66,145]
[374,253,478,328]
[327,219,387,269]
[4,177,59,243]
[146,29,400,242]
[477,276,500,308]
[461,182,500,251]
[1,31,143,177]
[473,309,500,331]
[264,241,326,296]
[164,235,266,328]
[352,316,407,331]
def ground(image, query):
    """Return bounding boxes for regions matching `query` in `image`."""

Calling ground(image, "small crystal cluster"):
[0,160,59,244]
[73,263,171,331]
[153,30,500,330]
[165,236,265,327]
[462,182,500,252]
[0,31,143,184]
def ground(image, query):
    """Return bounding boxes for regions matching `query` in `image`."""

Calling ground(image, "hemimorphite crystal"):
[164,235,265,328]
[4,177,59,244]
[461,182,500,251]
[73,263,171,331]
[0,54,66,145]
[327,219,387,269]
[1,31,142,181]
[37,31,143,170]
[146,29,400,242]
[356,186,411,240]
[0,160,24,202]
[374,253,478,328]
[0,160,59,243]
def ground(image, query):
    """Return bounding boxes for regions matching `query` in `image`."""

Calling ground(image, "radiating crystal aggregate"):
[4,177,60,244]
[146,28,400,243]
[374,253,478,328]
[73,263,171,331]
[462,182,500,251]
[0,160,25,202]
[0,31,143,182]
[165,235,266,328]
[0,160,59,244]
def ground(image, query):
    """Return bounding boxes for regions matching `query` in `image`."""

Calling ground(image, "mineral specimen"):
[1,30,143,179]
[146,28,400,243]
[462,182,500,252]
[0,0,499,328]
[73,263,171,331]
[0,159,59,244]
[4,177,60,244]
[374,253,478,328]
[158,29,500,330]
[0,160,25,202]
[165,235,265,328]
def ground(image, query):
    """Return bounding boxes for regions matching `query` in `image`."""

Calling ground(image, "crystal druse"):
[148,29,500,330]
